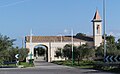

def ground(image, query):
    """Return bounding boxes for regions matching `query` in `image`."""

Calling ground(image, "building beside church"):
[25,10,102,62]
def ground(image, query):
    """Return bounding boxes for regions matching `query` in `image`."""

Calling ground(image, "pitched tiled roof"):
[75,35,93,42]
[92,10,101,21]
[25,36,86,42]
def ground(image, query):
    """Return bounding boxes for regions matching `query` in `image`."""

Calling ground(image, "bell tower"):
[92,10,102,47]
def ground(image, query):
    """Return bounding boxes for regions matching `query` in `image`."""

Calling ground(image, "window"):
[97,25,100,34]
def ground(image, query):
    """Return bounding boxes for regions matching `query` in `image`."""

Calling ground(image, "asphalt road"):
[0,61,116,74]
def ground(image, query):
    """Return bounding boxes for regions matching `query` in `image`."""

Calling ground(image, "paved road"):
[0,61,116,74]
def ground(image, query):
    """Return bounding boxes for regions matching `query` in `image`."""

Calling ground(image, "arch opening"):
[34,44,48,62]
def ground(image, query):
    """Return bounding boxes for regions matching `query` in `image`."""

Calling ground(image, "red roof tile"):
[25,36,85,42]
[93,10,101,20]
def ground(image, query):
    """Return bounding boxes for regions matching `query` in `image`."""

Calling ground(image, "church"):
[25,10,102,62]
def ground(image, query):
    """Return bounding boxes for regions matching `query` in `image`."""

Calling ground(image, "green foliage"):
[106,36,117,55]
[0,47,28,63]
[34,47,45,56]
[0,50,10,62]
[96,35,120,57]
[95,45,104,57]
[116,38,120,50]
[59,44,95,64]
[0,34,15,51]
[77,44,94,61]
[20,62,34,67]
[52,60,95,68]
[76,33,86,37]
[0,34,29,64]
[9,47,18,61]
[62,44,77,60]
[0,34,16,63]
[106,35,118,55]
[55,48,62,58]
[18,48,28,61]
[63,44,72,59]
[106,35,115,44]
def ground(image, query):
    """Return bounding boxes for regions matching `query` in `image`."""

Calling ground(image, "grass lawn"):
[52,60,95,68]
[0,62,34,68]
[19,62,34,68]
[52,60,120,73]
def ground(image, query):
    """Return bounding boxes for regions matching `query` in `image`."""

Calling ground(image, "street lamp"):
[64,29,74,65]
[30,29,33,60]
[103,0,106,61]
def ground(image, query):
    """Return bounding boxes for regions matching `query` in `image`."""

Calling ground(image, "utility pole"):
[103,0,107,61]
[71,29,74,65]
[22,36,24,48]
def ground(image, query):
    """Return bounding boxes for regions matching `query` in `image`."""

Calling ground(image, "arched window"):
[97,25,100,34]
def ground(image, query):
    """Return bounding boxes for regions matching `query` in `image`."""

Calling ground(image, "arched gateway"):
[25,10,102,62]
[25,36,90,62]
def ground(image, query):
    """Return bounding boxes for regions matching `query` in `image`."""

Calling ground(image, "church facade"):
[25,10,102,62]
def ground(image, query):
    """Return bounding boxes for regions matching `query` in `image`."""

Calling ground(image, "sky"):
[0,0,119,47]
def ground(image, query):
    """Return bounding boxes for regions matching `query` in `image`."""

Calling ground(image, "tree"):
[95,45,104,57]
[9,47,18,62]
[62,44,77,60]
[83,47,95,60]
[0,34,16,63]
[55,48,62,58]
[106,35,115,44]
[76,44,95,64]
[75,45,82,64]
[18,48,28,61]
[106,35,118,55]
[63,44,72,60]
[0,34,15,51]
[0,49,10,63]
[61,44,95,64]
[76,33,86,37]
[95,35,120,58]
[116,38,120,50]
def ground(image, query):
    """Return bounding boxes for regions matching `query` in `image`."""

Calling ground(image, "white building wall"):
[26,41,86,62]
[50,42,86,61]
[93,21,102,47]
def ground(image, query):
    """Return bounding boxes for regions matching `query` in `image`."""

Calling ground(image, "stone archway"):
[33,44,48,62]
